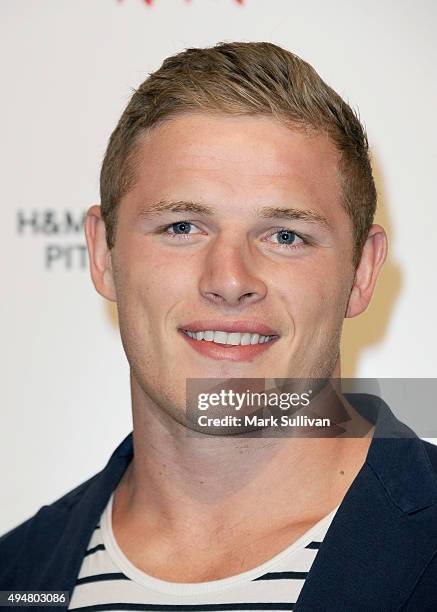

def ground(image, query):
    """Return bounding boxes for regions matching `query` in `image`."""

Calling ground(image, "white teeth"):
[213,331,228,344]
[228,332,242,345]
[184,329,274,346]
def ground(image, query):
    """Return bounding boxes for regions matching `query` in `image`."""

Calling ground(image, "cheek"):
[114,243,196,327]
[275,264,351,328]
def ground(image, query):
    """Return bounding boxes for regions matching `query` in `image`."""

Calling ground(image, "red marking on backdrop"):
[118,0,244,5]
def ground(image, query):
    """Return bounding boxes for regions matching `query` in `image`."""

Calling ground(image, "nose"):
[199,235,267,308]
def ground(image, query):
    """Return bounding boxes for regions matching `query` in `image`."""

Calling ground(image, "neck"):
[114,361,374,539]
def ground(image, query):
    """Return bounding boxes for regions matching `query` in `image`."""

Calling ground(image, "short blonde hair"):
[100,41,376,269]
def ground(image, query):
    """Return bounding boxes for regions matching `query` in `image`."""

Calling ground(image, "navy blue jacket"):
[2,394,437,610]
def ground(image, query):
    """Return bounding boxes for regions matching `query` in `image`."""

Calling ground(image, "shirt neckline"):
[101,492,339,596]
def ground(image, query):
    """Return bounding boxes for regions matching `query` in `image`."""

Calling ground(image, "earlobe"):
[84,205,117,302]
[346,224,388,318]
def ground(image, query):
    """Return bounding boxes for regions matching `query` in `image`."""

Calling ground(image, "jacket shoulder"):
[0,470,101,587]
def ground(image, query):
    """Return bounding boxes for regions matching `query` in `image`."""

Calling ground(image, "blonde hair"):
[100,41,376,268]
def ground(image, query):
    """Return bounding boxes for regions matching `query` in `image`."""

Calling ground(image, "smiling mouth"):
[180,329,277,346]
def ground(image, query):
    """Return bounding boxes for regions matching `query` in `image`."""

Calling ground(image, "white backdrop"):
[1,0,436,535]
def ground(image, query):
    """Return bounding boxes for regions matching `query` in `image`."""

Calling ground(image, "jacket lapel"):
[18,433,134,595]
[294,395,437,611]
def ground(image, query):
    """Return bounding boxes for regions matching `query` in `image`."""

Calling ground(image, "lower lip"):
[178,330,279,362]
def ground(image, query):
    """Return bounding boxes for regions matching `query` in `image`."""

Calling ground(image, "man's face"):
[98,114,360,421]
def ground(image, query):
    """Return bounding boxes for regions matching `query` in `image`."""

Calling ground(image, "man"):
[1,41,437,611]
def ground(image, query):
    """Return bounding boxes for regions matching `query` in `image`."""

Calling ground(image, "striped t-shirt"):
[69,493,339,611]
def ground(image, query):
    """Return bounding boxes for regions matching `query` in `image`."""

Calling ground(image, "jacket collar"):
[348,392,437,513]
[294,393,437,610]
[22,434,132,593]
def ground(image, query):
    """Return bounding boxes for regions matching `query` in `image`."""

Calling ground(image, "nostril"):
[239,292,257,303]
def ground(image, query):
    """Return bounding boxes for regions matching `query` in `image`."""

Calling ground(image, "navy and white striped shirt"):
[69,493,338,611]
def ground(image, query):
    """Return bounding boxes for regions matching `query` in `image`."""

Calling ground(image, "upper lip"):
[178,320,279,336]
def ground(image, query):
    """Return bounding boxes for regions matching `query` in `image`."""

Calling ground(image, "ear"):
[346,224,388,318]
[84,205,117,302]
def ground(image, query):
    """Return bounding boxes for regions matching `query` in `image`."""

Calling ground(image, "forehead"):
[126,113,344,217]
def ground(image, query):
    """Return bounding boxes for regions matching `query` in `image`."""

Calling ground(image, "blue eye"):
[170,221,192,234]
[270,229,304,247]
[276,230,297,245]
[160,221,202,241]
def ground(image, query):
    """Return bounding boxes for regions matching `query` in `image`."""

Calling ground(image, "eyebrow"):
[137,199,331,229]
